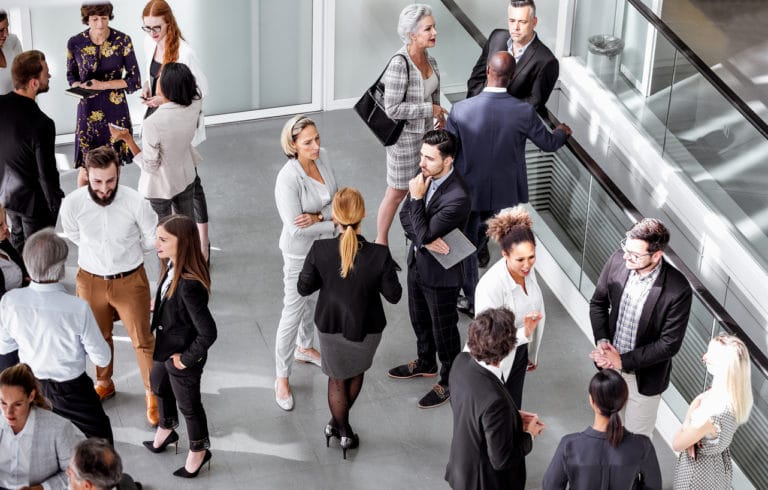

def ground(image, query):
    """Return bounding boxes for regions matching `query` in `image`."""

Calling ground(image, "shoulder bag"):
[354,54,410,147]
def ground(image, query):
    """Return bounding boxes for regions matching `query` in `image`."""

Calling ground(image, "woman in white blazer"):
[141,0,212,261]
[0,363,84,490]
[473,206,545,410]
[0,11,23,94]
[111,62,201,220]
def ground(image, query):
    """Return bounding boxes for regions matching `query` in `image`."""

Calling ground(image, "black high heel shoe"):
[339,433,359,460]
[142,430,179,454]
[324,424,341,447]
[173,449,212,478]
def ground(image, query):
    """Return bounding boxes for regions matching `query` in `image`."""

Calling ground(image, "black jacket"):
[399,171,471,288]
[151,274,217,367]
[297,235,401,342]
[0,92,63,217]
[466,30,559,116]
[0,239,28,297]
[446,352,532,490]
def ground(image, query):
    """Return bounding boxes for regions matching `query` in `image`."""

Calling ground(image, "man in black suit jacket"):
[446,308,544,490]
[466,0,558,117]
[589,218,692,438]
[388,129,471,409]
[448,51,570,316]
[0,50,63,253]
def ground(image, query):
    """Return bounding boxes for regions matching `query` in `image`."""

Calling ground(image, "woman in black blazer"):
[143,214,217,478]
[542,369,662,489]
[298,187,402,459]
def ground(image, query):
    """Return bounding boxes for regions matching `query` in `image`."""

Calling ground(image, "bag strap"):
[373,53,410,103]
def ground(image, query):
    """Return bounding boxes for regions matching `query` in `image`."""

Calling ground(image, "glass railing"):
[570,0,768,270]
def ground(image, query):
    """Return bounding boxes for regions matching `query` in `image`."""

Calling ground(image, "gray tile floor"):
[55,109,675,488]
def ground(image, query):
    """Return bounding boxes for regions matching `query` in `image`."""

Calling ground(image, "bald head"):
[486,51,515,88]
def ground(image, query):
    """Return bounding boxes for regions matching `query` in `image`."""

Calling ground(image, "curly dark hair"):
[81,2,114,25]
[486,205,535,254]
[467,308,518,365]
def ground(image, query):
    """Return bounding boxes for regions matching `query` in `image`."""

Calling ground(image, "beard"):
[88,181,119,206]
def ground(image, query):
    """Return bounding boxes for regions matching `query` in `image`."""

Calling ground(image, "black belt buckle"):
[101,265,140,280]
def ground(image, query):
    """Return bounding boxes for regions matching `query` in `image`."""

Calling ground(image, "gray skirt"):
[385,129,425,190]
[319,331,382,379]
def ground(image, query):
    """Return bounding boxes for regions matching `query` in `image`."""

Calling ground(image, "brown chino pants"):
[76,266,155,391]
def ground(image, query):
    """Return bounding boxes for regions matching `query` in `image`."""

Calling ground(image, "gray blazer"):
[383,46,440,135]
[274,148,339,256]
[0,407,84,490]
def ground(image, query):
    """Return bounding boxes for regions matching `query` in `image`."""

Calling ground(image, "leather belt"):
[86,265,142,280]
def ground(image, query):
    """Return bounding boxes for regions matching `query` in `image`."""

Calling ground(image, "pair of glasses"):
[141,25,163,34]
[620,238,653,262]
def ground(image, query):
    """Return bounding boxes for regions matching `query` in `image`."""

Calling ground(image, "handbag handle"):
[372,54,410,105]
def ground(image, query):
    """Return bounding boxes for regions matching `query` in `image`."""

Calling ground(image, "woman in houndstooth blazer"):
[375,4,448,246]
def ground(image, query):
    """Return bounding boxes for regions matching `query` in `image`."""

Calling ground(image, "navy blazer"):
[590,251,693,396]
[151,273,217,367]
[297,235,402,342]
[447,91,567,211]
[0,92,63,217]
[446,352,532,490]
[466,30,559,115]
[399,171,471,288]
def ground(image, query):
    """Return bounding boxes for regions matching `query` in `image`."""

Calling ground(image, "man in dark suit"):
[445,308,544,490]
[388,129,471,409]
[466,0,558,117]
[589,218,693,438]
[0,50,63,253]
[448,51,570,316]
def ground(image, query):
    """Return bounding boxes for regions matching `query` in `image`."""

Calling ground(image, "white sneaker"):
[294,348,322,368]
[274,380,294,411]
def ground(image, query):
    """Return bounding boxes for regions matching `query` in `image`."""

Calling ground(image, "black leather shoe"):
[456,295,475,318]
[477,242,491,268]
[387,360,438,379]
[418,384,450,409]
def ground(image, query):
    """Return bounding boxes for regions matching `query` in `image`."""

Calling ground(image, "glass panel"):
[30,0,314,135]
[667,296,713,411]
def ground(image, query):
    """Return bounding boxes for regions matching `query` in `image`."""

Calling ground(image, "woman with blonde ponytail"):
[543,370,662,489]
[298,187,402,459]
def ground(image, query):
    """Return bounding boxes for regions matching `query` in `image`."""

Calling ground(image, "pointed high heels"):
[324,424,341,447]
[142,430,179,454]
[173,449,212,478]
[339,433,359,460]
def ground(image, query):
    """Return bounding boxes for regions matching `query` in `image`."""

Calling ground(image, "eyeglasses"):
[141,25,163,34]
[620,238,653,262]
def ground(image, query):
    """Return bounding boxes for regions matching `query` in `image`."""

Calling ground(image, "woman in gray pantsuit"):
[375,4,448,246]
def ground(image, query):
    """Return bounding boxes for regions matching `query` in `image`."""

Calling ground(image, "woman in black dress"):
[143,214,216,478]
[298,187,402,459]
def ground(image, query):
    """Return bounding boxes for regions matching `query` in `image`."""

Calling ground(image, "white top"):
[0,33,22,95]
[0,407,34,489]
[0,282,111,381]
[423,71,438,100]
[59,185,158,276]
[474,257,546,367]
[0,249,23,290]
[134,99,202,199]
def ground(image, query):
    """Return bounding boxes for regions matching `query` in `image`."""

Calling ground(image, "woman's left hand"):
[142,95,163,107]
[86,79,108,91]
[294,213,321,228]
[171,353,187,370]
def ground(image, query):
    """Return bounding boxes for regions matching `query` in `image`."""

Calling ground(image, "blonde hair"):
[711,334,753,424]
[332,188,365,278]
[280,114,316,159]
[486,205,535,253]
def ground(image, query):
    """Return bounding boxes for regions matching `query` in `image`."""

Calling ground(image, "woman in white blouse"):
[110,62,201,220]
[473,206,544,409]
[0,10,23,94]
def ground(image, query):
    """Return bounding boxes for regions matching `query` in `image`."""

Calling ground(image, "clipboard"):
[427,228,476,269]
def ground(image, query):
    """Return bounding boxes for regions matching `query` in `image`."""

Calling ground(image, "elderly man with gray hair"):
[0,228,114,444]
[68,439,142,490]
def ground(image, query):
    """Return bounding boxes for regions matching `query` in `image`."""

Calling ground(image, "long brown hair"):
[142,0,184,64]
[332,188,365,278]
[157,215,210,297]
[0,363,51,410]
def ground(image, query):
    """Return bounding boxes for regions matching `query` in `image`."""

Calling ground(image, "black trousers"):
[461,210,497,307]
[147,181,196,221]
[6,207,56,254]
[505,345,529,409]
[407,265,461,388]
[39,372,114,445]
[0,350,19,371]
[192,171,208,224]
[150,358,210,451]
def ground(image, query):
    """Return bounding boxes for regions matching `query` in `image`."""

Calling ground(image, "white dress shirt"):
[507,33,537,63]
[60,185,157,275]
[0,407,34,489]
[0,282,111,381]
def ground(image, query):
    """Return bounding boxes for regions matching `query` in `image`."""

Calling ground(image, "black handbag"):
[354,54,410,146]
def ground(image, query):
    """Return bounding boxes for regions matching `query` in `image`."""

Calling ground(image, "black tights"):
[327,374,364,437]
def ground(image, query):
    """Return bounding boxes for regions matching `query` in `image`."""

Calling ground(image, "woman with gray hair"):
[375,3,448,246]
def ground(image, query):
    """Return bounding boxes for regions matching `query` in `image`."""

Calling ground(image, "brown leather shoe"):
[94,382,116,401]
[146,393,159,427]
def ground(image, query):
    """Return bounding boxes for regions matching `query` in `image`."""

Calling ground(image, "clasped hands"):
[520,410,545,437]
[589,341,622,370]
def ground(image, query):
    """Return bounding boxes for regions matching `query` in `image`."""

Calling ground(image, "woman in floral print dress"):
[67,2,141,185]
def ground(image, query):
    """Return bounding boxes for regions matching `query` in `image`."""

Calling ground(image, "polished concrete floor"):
[55,110,675,489]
